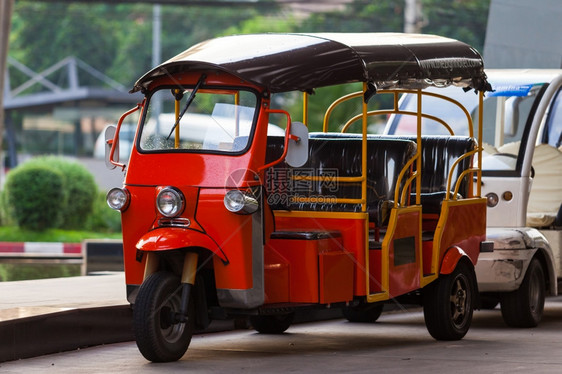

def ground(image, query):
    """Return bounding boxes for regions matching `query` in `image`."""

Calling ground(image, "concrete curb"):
[0,305,133,363]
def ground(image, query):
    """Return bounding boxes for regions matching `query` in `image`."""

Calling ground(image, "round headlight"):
[107,188,130,211]
[486,192,499,208]
[224,190,246,212]
[157,187,185,217]
[224,190,258,214]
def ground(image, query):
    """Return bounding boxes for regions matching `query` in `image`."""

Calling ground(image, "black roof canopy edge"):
[132,32,491,94]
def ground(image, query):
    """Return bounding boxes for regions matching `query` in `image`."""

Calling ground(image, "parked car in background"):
[385,69,562,327]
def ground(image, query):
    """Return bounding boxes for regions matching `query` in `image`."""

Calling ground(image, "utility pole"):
[152,4,162,130]
[0,0,15,173]
[404,0,423,34]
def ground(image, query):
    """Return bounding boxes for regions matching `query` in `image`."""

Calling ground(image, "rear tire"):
[423,260,475,340]
[133,271,195,362]
[500,258,545,327]
[343,303,384,323]
[250,313,294,334]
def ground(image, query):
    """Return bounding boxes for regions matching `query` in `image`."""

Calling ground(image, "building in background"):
[484,0,562,68]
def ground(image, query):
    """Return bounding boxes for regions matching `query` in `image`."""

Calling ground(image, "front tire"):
[423,260,475,340]
[500,258,545,327]
[133,271,195,362]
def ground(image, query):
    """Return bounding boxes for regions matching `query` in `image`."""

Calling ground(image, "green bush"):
[21,156,98,230]
[4,165,65,230]
[85,190,122,233]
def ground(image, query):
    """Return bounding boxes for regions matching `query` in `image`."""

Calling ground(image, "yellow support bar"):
[322,91,362,132]
[415,90,422,206]
[291,175,364,183]
[234,91,240,137]
[477,91,484,197]
[361,83,368,214]
[303,91,309,126]
[290,196,364,205]
[341,109,455,135]
[273,210,367,220]
[445,149,478,200]
[174,89,181,149]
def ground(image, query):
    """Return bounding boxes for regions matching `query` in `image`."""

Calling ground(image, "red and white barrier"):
[0,242,82,256]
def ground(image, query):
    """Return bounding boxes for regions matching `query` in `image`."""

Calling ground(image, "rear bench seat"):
[303,133,477,215]
[397,135,477,214]
[265,134,417,227]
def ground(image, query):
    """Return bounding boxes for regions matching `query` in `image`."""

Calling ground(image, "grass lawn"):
[0,226,121,242]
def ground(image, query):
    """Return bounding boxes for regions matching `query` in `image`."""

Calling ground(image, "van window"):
[545,89,562,148]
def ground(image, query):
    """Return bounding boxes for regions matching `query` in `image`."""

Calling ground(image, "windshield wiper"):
[166,74,207,140]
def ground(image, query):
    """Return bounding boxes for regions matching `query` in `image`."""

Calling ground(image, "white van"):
[385,69,562,327]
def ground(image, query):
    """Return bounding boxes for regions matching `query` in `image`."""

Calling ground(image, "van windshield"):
[139,87,258,153]
[387,84,544,172]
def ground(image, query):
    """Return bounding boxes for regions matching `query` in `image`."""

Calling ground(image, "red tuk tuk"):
[105,33,491,362]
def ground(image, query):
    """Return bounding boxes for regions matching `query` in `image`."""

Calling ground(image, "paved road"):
[3,296,562,374]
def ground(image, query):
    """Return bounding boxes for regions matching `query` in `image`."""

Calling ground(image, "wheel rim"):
[158,292,186,344]
[449,274,470,327]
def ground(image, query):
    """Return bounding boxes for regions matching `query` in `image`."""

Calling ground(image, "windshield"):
[387,84,545,172]
[139,87,258,153]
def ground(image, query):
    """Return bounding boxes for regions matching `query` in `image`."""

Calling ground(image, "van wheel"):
[343,303,384,322]
[133,271,194,362]
[500,258,545,327]
[250,313,294,334]
[423,260,474,340]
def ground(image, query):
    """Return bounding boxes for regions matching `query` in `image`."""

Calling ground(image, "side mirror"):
[104,125,118,170]
[285,121,308,167]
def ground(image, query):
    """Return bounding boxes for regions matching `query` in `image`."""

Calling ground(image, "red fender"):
[440,246,468,275]
[136,227,228,263]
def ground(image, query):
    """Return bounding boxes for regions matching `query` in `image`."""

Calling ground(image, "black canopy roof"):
[132,33,490,94]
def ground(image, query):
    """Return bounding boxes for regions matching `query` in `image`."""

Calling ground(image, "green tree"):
[422,0,490,52]
[9,3,269,88]
[301,1,404,33]
[9,3,121,89]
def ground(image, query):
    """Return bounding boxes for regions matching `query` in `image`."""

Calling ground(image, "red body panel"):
[197,189,255,290]
[273,215,367,295]
[436,199,487,271]
[264,233,353,304]
[387,210,421,297]
[136,227,224,261]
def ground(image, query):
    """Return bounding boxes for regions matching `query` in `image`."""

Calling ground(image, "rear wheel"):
[423,260,475,340]
[500,258,545,327]
[133,271,195,362]
[343,303,384,323]
[250,313,294,334]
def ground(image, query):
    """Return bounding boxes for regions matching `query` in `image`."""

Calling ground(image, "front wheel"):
[133,271,195,362]
[500,258,545,327]
[423,260,475,340]
[250,313,294,334]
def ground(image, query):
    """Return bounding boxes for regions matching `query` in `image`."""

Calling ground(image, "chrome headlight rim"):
[486,192,499,208]
[106,187,130,211]
[224,189,259,214]
[156,186,185,218]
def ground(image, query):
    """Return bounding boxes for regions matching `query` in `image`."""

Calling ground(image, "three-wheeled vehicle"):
[105,33,491,362]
